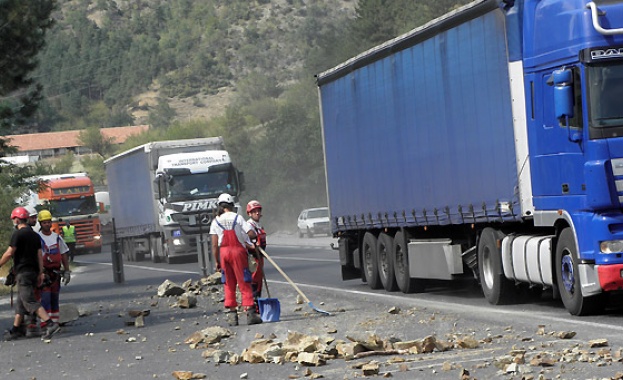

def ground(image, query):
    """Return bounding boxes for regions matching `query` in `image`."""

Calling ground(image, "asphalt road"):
[1,233,623,379]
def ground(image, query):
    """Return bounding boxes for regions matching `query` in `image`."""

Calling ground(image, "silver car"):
[297,207,331,238]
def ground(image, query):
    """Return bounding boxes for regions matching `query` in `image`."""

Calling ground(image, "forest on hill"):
[3,0,470,232]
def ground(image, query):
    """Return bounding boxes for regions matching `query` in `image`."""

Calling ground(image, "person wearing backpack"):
[35,210,71,330]
[210,193,262,326]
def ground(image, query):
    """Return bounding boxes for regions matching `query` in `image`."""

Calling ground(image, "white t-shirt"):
[209,211,253,246]
[38,231,69,255]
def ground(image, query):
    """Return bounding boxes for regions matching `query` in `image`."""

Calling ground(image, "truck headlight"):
[172,238,184,246]
[94,235,101,240]
[600,240,623,253]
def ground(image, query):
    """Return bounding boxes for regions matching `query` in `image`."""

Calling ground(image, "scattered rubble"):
[127,279,623,378]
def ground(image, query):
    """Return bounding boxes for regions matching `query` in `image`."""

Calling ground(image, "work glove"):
[63,271,71,286]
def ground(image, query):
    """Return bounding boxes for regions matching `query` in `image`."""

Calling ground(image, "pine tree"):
[0,0,56,148]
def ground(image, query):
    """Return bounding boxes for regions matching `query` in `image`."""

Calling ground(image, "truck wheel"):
[555,228,604,315]
[377,233,398,291]
[307,228,314,238]
[478,227,512,305]
[122,239,134,262]
[362,232,382,289]
[298,229,304,238]
[392,231,425,293]
[150,236,162,263]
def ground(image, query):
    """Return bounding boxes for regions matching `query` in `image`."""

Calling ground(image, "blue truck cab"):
[317,0,623,315]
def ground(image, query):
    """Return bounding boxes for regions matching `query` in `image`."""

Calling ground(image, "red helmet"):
[246,200,262,214]
[11,206,30,220]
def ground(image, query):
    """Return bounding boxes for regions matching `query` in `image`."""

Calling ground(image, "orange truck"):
[31,173,102,253]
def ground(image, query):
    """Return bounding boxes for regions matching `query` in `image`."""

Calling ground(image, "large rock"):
[59,303,80,325]
[158,280,186,297]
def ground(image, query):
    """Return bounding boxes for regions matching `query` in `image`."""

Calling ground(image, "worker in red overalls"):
[246,200,266,312]
[210,193,262,326]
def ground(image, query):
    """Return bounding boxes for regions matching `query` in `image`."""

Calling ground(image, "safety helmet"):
[11,207,30,220]
[246,200,262,214]
[217,193,234,205]
[38,209,53,222]
[25,206,38,217]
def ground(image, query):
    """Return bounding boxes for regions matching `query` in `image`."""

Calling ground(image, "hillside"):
[19,0,469,231]
[32,0,358,131]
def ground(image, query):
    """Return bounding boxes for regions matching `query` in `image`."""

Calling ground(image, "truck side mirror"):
[551,68,574,120]
[154,173,167,200]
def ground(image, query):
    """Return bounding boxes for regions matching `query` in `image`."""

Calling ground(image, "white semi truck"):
[104,137,244,263]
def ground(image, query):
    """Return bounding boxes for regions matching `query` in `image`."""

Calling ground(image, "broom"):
[258,247,331,316]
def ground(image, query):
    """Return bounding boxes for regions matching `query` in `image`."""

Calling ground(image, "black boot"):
[226,310,239,326]
[246,309,262,325]
[4,326,25,341]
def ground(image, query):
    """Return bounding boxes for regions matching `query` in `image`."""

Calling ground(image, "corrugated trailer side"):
[318,1,521,233]
[105,146,159,238]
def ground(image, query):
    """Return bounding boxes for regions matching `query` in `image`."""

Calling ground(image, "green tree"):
[148,99,176,129]
[78,126,115,157]
[81,155,106,186]
[51,151,75,174]
[0,0,56,139]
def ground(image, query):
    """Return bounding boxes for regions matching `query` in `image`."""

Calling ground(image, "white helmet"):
[217,193,234,205]
[25,206,38,217]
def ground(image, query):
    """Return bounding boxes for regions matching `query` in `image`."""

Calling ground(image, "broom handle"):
[258,247,310,303]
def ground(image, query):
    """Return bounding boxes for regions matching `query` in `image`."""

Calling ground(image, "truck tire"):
[307,228,314,238]
[377,233,398,291]
[392,231,425,293]
[362,232,382,289]
[122,239,134,262]
[555,228,604,315]
[478,227,512,305]
[150,236,162,263]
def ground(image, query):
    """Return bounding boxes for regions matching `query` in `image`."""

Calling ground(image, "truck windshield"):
[48,196,98,217]
[587,63,623,128]
[168,168,238,201]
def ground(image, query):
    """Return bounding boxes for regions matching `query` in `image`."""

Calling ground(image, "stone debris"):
[177,293,197,309]
[361,362,379,376]
[134,314,145,328]
[149,277,621,379]
[128,309,150,318]
[59,303,80,325]
[171,371,206,379]
[556,331,576,339]
[124,309,150,327]
[184,326,232,347]
[158,280,186,297]
[589,339,609,348]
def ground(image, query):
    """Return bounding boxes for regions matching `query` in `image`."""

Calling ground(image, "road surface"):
[1,232,622,379]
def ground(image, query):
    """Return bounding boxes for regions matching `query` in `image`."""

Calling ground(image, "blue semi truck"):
[316,0,623,315]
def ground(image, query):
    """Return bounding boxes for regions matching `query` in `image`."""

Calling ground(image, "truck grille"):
[171,211,214,234]
[613,158,623,204]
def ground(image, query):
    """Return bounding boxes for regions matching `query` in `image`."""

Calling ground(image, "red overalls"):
[249,221,266,299]
[217,215,254,309]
